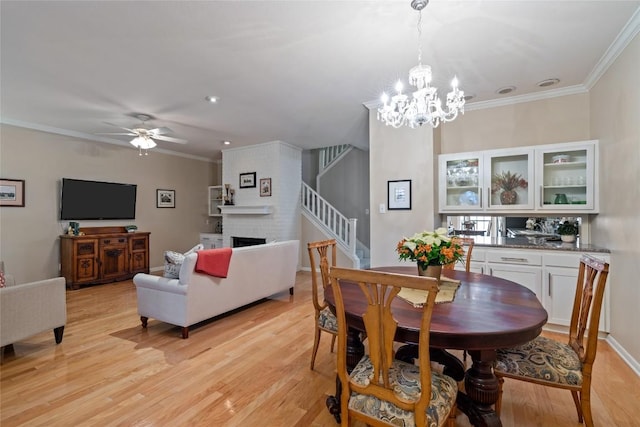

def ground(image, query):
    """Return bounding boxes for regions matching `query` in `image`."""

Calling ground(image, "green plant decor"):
[557,221,577,235]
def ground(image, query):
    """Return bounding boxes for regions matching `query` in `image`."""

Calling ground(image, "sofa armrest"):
[0,277,67,347]
[133,273,188,296]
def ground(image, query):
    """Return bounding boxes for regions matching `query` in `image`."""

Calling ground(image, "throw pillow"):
[163,244,204,279]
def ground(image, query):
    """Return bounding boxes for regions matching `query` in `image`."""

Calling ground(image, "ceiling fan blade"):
[104,122,138,133]
[149,126,173,135]
[153,135,187,144]
[96,132,137,136]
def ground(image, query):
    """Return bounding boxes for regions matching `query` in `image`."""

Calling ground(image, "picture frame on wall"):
[0,178,25,207]
[260,178,271,197]
[156,189,175,208]
[388,179,411,210]
[239,172,256,188]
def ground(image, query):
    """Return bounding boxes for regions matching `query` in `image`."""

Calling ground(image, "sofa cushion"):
[163,244,203,278]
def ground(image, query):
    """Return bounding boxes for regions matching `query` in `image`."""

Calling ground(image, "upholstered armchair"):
[1,262,67,348]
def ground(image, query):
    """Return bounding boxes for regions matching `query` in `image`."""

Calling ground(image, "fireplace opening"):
[232,237,267,248]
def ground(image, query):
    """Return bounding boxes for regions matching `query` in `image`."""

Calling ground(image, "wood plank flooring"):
[1,272,638,426]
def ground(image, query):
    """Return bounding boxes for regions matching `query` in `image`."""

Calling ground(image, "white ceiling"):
[1,1,639,160]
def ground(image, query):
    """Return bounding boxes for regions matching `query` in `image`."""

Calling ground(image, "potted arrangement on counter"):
[557,221,578,243]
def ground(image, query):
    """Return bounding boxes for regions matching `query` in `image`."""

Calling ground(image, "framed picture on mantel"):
[239,172,256,188]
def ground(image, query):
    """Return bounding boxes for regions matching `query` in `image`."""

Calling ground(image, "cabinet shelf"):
[544,185,586,189]
[543,161,587,167]
[219,205,273,215]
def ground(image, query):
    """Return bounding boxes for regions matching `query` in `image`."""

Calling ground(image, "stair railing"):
[301,182,357,256]
[319,144,350,172]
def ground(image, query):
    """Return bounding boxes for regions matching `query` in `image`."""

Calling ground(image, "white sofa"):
[133,240,299,338]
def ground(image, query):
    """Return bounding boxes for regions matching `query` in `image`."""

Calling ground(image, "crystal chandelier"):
[378,0,465,128]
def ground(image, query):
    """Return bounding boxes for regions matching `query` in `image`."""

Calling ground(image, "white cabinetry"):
[485,250,542,298]
[439,147,534,212]
[200,233,224,249]
[453,247,485,274]
[535,140,598,212]
[439,140,599,214]
[543,252,609,332]
[474,247,610,332]
[208,185,224,235]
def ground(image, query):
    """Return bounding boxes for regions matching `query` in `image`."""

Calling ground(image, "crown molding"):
[584,6,640,89]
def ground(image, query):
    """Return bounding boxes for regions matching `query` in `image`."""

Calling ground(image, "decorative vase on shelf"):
[417,263,442,280]
[560,234,576,243]
[500,190,518,205]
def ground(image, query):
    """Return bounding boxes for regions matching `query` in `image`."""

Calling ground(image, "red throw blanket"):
[195,248,233,278]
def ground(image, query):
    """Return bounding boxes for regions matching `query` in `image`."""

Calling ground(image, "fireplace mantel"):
[219,205,273,215]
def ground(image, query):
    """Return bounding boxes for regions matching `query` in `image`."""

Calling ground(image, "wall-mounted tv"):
[60,178,137,220]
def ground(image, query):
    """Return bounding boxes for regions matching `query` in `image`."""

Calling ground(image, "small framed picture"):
[388,179,411,210]
[260,178,272,197]
[0,178,25,207]
[239,172,256,188]
[156,189,175,208]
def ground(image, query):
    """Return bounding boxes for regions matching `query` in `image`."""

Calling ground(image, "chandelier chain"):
[416,10,422,65]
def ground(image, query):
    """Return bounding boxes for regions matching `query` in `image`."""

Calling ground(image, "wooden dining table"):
[323,266,548,427]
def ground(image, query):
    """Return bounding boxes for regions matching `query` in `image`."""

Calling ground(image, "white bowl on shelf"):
[552,154,570,163]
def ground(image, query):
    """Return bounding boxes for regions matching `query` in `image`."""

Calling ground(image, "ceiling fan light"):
[130,136,156,150]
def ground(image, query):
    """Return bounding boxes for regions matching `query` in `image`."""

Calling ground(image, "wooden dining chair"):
[494,254,610,427]
[329,267,458,427]
[443,236,474,272]
[307,239,338,370]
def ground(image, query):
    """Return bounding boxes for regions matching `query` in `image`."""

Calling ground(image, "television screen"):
[60,178,137,220]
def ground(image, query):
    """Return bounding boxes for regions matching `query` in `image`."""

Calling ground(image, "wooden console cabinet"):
[60,226,150,290]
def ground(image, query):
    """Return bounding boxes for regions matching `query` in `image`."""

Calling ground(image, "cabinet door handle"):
[540,185,544,208]
[500,257,529,263]
[548,272,552,297]
[487,187,491,208]
[479,189,482,208]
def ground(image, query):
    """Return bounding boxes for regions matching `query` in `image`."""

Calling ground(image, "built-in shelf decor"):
[218,205,273,215]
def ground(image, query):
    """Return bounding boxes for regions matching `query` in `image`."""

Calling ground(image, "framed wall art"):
[260,178,272,197]
[239,172,256,188]
[156,189,175,208]
[387,179,411,210]
[0,178,25,207]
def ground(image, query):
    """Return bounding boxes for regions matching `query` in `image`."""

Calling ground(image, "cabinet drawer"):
[486,250,541,266]
[543,253,581,268]
[100,237,127,246]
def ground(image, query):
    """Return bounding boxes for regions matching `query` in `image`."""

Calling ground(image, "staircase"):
[301,182,361,268]
[302,144,371,269]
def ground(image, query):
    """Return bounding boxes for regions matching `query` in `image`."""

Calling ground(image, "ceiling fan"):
[98,113,187,155]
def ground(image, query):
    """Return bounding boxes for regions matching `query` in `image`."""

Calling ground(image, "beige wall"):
[589,33,640,364]
[368,115,438,268]
[0,125,215,283]
[440,93,591,154]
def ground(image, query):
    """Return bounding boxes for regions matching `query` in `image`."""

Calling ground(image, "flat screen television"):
[60,178,137,220]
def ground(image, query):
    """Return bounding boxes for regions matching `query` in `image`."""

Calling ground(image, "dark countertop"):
[467,236,610,253]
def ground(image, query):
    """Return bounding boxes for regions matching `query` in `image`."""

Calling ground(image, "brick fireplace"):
[221,141,302,247]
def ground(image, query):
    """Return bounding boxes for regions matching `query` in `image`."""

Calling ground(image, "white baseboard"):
[606,335,640,377]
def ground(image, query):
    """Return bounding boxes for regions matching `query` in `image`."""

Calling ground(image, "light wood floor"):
[1,271,638,426]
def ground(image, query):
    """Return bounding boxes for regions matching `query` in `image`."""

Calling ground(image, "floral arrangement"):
[396,228,465,268]
[491,171,528,194]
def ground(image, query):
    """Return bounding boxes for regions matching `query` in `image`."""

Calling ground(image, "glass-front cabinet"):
[486,149,534,210]
[439,154,484,211]
[535,141,597,211]
[439,140,598,214]
[439,147,534,212]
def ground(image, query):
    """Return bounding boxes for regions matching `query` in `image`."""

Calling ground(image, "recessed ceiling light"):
[496,86,516,95]
[223,140,231,145]
[537,78,560,88]
[463,94,476,102]
[205,96,219,103]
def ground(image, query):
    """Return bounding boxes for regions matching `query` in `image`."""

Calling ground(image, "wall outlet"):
[379,203,386,214]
